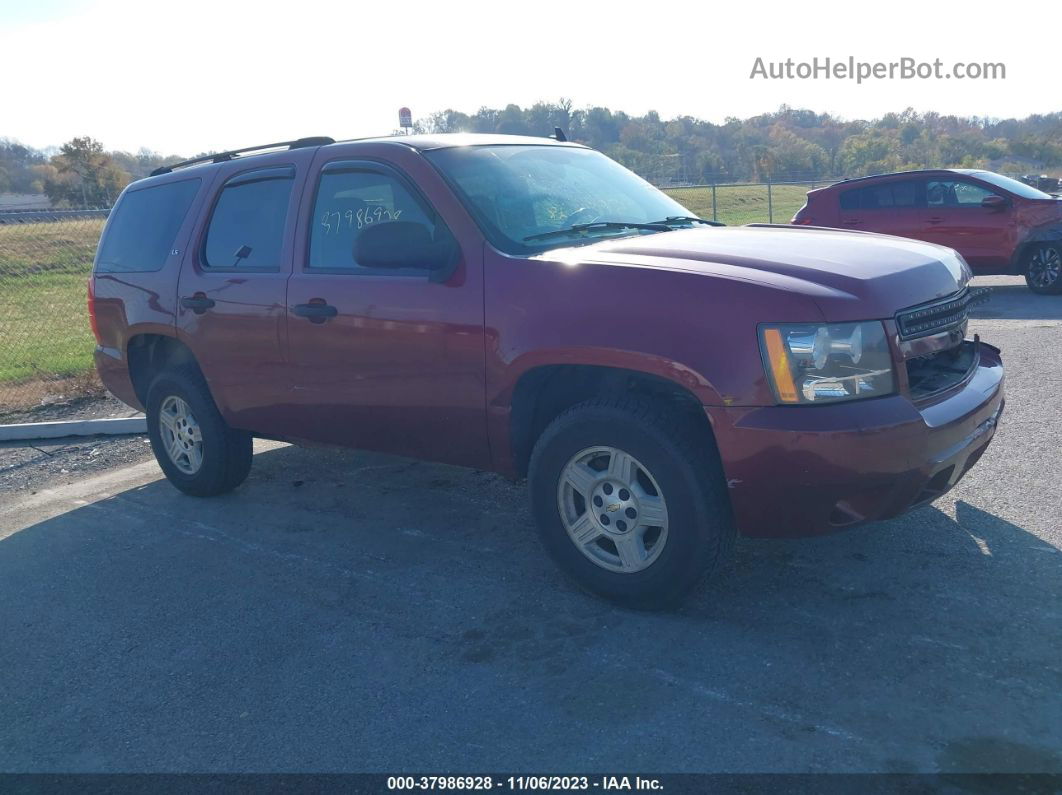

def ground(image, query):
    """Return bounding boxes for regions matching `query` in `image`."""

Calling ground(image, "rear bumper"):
[707,346,1004,538]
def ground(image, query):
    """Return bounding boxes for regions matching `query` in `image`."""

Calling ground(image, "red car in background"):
[793,169,1062,293]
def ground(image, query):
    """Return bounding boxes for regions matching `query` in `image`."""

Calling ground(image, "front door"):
[918,178,1014,269]
[283,157,488,468]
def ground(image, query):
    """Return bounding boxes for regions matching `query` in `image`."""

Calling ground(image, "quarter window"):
[203,167,295,269]
[95,178,200,273]
[308,166,443,273]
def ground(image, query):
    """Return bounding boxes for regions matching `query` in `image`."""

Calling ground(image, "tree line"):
[0,137,181,207]
[2,103,1060,207]
[421,102,1062,184]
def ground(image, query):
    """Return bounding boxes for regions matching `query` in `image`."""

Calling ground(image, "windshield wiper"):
[523,221,671,242]
[651,215,726,227]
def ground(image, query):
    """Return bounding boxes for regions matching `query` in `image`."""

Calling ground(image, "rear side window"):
[204,167,295,269]
[95,178,200,273]
[840,180,921,211]
[308,166,443,274]
[891,180,918,207]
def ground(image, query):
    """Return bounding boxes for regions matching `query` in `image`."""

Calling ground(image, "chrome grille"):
[896,287,990,340]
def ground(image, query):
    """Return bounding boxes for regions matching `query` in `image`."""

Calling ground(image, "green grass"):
[0,217,104,276]
[662,183,815,225]
[0,219,102,385]
[0,269,95,382]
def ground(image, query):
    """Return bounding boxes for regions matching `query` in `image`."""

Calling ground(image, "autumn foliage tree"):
[43,136,131,207]
[4,105,1062,206]
[421,103,1062,184]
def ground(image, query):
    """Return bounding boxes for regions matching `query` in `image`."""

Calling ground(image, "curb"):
[0,416,147,442]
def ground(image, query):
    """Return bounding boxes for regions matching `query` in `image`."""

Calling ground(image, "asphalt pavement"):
[1,276,1060,773]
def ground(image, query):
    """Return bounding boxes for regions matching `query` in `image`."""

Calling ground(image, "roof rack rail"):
[150,136,335,176]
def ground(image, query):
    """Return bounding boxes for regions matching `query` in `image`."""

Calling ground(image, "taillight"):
[87,278,101,344]
[793,217,815,225]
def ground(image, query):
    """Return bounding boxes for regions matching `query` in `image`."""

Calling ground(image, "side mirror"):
[981,195,1008,212]
[354,221,458,280]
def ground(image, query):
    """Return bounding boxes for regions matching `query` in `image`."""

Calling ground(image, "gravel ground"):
[0,276,1060,774]
[1,393,137,425]
[0,395,150,495]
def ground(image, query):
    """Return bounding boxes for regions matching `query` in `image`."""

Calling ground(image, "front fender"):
[490,346,724,410]
[1012,220,1062,268]
[485,347,727,478]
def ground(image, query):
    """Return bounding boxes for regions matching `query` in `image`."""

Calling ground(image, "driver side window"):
[308,167,443,274]
[926,179,998,207]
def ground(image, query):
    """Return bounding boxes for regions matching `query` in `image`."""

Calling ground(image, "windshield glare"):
[425,145,695,254]
[971,171,1054,200]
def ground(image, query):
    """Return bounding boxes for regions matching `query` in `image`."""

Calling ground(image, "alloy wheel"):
[158,395,203,475]
[557,446,669,573]
[1028,246,1062,289]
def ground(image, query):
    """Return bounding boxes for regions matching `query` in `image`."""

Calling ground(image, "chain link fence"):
[663,178,841,226]
[0,179,837,421]
[0,210,109,419]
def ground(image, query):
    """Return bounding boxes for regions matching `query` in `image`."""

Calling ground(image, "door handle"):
[180,294,215,313]
[842,219,862,226]
[292,302,338,323]
[928,216,944,224]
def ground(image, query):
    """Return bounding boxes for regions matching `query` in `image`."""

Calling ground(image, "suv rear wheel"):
[146,365,253,496]
[1023,243,1062,294]
[528,397,734,609]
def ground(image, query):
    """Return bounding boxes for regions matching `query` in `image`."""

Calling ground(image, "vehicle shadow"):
[0,443,1059,772]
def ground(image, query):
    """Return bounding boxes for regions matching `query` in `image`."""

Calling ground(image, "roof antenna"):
[551,127,567,142]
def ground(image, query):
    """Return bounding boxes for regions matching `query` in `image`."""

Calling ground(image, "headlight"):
[759,321,895,404]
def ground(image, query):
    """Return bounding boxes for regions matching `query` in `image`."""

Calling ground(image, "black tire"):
[145,365,253,497]
[1023,243,1062,295]
[528,397,735,610]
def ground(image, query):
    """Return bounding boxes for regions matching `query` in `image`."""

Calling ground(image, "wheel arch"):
[504,360,720,479]
[1012,229,1062,271]
[126,333,205,407]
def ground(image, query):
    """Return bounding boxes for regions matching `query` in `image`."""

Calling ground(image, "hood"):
[547,225,971,322]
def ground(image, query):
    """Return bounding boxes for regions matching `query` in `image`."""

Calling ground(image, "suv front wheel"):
[146,365,253,497]
[528,397,734,609]
[1023,243,1062,294]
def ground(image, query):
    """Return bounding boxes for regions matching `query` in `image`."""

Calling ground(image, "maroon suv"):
[90,134,1004,608]
[793,169,1062,294]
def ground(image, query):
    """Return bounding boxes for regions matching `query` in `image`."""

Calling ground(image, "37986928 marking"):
[386,775,594,790]
[319,205,402,235]
[386,776,498,790]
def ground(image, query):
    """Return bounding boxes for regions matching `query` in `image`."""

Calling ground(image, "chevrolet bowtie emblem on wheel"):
[607,503,622,512]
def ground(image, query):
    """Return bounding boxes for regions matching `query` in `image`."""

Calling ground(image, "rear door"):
[837,179,924,239]
[175,150,313,432]
[918,178,1014,268]
[282,150,488,468]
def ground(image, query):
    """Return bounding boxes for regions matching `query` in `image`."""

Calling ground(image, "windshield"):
[969,171,1055,200]
[424,145,695,254]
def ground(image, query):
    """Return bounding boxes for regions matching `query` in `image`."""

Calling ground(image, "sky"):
[1,0,1058,154]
